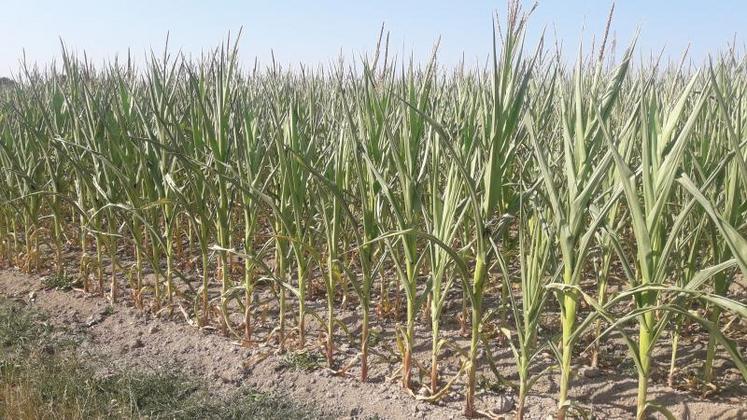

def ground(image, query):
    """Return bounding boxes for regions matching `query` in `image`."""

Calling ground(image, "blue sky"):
[0,1,744,74]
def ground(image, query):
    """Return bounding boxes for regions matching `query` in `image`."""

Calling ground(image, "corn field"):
[1,4,747,419]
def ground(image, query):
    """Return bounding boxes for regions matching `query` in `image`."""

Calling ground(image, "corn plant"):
[495,200,554,419]
[595,74,747,418]
[423,124,467,394]
[526,36,634,417]
[1,5,747,419]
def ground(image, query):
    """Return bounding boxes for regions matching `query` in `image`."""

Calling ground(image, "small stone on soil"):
[579,366,600,378]
[416,403,430,412]
[491,394,515,414]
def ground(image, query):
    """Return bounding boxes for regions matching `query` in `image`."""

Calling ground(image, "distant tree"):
[0,77,17,88]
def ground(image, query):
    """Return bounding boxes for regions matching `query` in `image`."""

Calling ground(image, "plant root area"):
[1,269,746,419]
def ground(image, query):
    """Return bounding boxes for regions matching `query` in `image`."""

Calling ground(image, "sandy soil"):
[1,268,745,419]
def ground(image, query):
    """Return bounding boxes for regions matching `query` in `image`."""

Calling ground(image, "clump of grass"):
[41,273,78,291]
[367,326,383,347]
[205,390,327,420]
[280,350,324,371]
[477,375,513,395]
[0,298,50,349]
[2,359,326,420]
[0,298,326,420]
